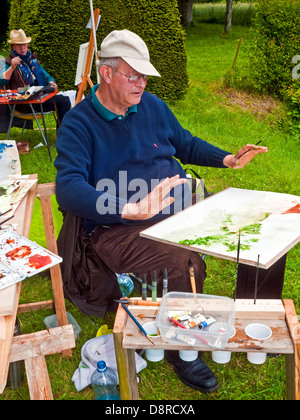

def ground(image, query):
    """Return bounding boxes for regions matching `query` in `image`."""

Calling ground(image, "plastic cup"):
[179,350,198,362]
[143,322,164,362]
[245,323,272,365]
[212,327,236,364]
[212,350,231,364]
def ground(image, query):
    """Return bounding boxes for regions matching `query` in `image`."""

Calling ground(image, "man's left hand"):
[223,144,268,169]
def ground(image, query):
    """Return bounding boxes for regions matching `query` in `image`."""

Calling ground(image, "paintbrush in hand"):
[233,139,264,163]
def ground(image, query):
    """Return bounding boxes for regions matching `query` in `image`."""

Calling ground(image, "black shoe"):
[165,350,219,393]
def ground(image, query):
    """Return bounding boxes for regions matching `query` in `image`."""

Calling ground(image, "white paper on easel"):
[75,42,94,86]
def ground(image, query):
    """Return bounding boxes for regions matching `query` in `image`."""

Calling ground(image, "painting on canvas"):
[140,188,300,269]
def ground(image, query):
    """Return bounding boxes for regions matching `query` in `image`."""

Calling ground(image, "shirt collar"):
[91,84,137,121]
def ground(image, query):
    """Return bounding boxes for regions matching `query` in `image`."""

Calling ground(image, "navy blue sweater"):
[55,88,230,233]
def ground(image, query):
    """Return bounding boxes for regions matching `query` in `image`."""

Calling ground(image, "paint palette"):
[0,260,24,291]
[0,231,62,291]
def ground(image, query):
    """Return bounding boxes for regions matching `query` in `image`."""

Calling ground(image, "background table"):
[0,89,59,160]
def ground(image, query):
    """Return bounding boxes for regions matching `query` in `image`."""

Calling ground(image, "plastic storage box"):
[156,292,235,350]
[43,312,82,341]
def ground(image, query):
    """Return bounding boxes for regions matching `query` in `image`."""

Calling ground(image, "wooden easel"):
[75,8,100,105]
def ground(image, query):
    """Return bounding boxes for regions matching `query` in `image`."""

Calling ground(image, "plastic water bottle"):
[117,273,134,297]
[91,361,120,400]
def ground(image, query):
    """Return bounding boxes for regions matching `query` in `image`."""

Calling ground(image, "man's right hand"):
[121,174,186,220]
[11,56,22,70]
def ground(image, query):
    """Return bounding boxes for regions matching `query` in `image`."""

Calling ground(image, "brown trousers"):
[90,221,207,297]
[90,221,286,301]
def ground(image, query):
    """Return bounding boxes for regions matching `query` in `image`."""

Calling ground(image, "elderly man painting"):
[55,29,268,394]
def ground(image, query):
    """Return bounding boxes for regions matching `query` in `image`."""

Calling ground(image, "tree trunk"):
[224,0,233,33]
[177,0,194,26]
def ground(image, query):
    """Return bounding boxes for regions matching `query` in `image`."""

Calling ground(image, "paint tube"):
[187,313,206,329]
[198,317,216,330]
[168,310,191,320]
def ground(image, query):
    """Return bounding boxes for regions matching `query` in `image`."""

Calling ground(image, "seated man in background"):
[55,30,268,394]
[0,29,71,127]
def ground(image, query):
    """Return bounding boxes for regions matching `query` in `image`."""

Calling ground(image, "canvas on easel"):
[75,42,93,87]
[140,188,300,269]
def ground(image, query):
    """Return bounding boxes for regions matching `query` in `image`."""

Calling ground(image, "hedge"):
[224,0,300,134]
[249,0,300,97]
[8,0,188,103]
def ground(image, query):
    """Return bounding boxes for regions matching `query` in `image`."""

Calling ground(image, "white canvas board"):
[75,42,94,86]
[140,188,300,269]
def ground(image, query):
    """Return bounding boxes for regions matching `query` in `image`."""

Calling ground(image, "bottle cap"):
[97,360,106,371]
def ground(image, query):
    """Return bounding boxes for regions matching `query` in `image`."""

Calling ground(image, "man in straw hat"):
[0,29,71,127]
[55,29,268,394]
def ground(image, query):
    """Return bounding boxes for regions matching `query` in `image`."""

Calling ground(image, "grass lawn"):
[0,22,299,401]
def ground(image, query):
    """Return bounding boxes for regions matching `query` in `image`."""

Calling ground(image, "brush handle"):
[130,299,160,306]
[121,303,148,337]
[233,139,264,162]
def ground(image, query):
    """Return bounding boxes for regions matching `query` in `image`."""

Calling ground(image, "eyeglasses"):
[116,71,148,83]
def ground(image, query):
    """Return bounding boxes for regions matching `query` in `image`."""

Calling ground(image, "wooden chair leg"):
[113,303,139,400]
[283,299,300,400]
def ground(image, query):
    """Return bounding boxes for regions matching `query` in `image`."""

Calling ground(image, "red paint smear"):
[282,203,300,214]
[26,254,52,269]
[6,239,15,244]
[6,245,31,260]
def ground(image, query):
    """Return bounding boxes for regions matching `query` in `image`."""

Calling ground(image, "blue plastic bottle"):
[117,273,134,297]
[91,361,120,400]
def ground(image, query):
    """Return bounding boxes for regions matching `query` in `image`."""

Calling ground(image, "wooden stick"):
[232,38,243,70]
[254,254,260,304]
[234,230,241,301]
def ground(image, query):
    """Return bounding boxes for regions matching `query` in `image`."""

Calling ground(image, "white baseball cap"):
[100,29,161,77]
